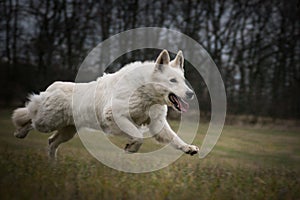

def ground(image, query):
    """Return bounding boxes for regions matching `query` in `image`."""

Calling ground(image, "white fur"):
[12,50,199,158]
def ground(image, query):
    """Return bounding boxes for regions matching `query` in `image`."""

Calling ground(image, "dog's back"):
[46,81,75,94]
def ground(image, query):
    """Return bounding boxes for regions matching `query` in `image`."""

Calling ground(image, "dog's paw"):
[14,129,28,139]
[182,145,199,156]
[124,141,142,153]
[124,143,136,153]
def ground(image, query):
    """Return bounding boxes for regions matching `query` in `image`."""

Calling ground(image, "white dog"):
[12,50,199,158]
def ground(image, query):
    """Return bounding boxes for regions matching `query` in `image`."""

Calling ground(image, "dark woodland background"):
[1,0,299,119]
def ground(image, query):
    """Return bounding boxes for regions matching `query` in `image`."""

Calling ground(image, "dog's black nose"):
[186,91,194,99]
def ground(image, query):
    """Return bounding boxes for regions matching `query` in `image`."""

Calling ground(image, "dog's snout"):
[186,91,194,100]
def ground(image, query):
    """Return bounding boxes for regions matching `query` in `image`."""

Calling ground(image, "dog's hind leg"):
[14,122,33,139]
[48,126,76,159]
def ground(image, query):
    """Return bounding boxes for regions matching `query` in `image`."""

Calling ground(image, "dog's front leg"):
[124,137,143,153]
[149,118,199,156]
[115,116,143,153]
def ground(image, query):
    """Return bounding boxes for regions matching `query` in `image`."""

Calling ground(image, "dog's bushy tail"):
[12,94,44,138]
[12,107,31,129]
[12,94,45,128]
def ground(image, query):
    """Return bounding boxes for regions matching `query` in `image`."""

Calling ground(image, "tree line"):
[0,0,299,119]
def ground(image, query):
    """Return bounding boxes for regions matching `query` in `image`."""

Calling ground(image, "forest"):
[1,0,299,119]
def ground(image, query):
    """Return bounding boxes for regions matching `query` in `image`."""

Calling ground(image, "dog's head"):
[152,50,194,113]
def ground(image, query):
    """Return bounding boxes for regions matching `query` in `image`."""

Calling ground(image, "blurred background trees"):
[0,0,299,119]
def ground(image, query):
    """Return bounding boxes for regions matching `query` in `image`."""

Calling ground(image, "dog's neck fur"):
[129,84,165,126]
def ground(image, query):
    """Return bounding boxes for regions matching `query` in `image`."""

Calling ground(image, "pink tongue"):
[178,98,189,112]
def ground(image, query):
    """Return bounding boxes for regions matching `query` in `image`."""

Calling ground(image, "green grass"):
[0,108,299,200]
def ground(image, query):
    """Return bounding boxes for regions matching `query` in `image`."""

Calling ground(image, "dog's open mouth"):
[168,93,189,112]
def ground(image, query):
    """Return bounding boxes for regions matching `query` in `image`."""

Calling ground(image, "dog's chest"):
[130,111,151,126]
[127,101,149,125]
[101,106,150,134]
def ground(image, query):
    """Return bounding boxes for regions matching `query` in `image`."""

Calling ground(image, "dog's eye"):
[170,78,177,83]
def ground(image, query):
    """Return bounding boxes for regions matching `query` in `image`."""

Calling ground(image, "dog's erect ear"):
[155,49,170,72]
[173,50,184,70]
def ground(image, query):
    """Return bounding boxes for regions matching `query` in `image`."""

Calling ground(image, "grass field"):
[0,108,299,200]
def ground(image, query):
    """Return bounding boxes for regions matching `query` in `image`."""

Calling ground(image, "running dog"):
[12,50,199,158]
